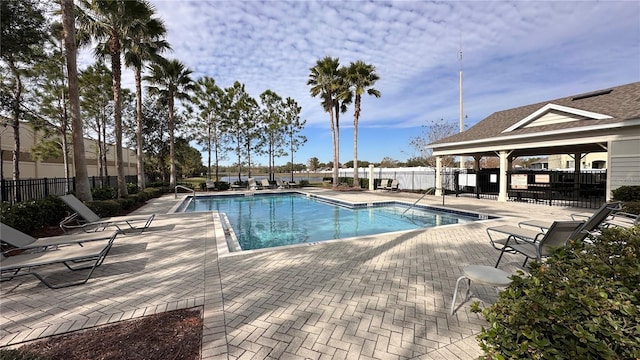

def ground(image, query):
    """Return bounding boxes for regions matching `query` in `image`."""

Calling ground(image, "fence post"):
[44,178,49,197]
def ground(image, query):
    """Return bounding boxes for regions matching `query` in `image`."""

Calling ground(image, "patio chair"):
[383,179,399,191]
[1,223,119,255]
[275,178,289,189]
[1,232,117,288]
[205,180,216,191]
[59,194,155,234]
[602,211,639,229]
[247,178,262,190]
[261,179,274,189]
[517,201,622,234]
[494,220,584,268]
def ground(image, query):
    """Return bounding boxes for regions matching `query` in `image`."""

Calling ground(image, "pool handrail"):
[175,185,195,199]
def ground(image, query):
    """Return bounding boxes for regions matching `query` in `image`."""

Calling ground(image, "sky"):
[94,1,640,167]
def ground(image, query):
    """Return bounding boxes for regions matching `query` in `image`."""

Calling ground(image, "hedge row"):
[0,186,165,236]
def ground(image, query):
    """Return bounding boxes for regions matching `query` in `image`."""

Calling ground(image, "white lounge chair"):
[1,223,119,255]
[247,178,262,190]
[383,179,399,191]
[275,178,289,189]
[59,194,155,233]
[261,179,273,189]
[1,232,117,288]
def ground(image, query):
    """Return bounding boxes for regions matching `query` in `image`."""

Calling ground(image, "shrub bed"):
[477,226,640,359]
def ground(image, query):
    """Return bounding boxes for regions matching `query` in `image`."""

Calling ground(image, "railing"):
[0,175,137,205]
[175,185,195,199]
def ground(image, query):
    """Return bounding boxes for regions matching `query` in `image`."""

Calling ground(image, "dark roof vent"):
[572,89,613,101]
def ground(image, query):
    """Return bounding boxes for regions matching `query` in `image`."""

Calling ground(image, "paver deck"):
[0,189,583,359]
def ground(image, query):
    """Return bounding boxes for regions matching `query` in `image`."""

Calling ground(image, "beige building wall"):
[0,122,136,179]
[547,152,608,170]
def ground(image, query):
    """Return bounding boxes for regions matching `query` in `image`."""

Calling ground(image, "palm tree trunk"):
[110,35,128,197]
[135,66,145,189]
[168,96,176,188]
[353,96,361,188]
[62,0,92,201]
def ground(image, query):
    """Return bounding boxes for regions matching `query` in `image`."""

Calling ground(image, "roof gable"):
[502,103,612,133]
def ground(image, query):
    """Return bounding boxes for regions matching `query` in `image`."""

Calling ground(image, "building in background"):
[0,121,136,179]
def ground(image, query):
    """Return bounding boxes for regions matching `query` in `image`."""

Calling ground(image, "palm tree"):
[308,56,342,188]
[61,0,93,201]
[124,13,170,190]
[145,59,194,188]
[344,61,380,188]
[77,0,155,197]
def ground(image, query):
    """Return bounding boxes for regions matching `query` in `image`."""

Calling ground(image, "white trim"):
[431,118,640,150]
[502,103,613,133]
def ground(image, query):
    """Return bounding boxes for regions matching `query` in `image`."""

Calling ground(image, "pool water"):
[183,193,481,251]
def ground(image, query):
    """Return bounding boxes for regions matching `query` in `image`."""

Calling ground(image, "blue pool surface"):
[181,193,488,251]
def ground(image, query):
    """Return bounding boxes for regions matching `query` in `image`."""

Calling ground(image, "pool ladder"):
[175,185,195,199]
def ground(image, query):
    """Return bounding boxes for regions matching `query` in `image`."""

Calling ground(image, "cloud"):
[81,0,639,163]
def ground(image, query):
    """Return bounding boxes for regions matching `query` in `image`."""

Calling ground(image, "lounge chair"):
[494,220,584,267]
[275,178,289,189]
[247,178,262,190]
[383,179,399,191]
[59,194,155,233]
[1,223,119,255]
[1,232,117,288]
[205,180,216,191]
[603,211,639,229]
[517,201,621,233]
[261,179,273,189]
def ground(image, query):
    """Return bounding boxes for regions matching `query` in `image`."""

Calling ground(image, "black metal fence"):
[442,169,606,209]
[0,176,137,205]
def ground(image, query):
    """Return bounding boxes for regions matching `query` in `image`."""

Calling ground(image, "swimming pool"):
[179,193,488,251]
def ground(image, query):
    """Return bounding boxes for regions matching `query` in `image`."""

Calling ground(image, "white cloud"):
[79,0,640,163]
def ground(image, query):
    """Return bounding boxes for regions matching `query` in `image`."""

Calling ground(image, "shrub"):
[623,201,640,215]
[215,181,229,191]
[142,187,161,198]
[38,196,67,226]
[87,200,121,217]
[134,191,150,203]
[116,197,136,211]
[477,227,640,359]
[0,200,43,234]
[127,183,140,194]
[612,185,640,202]
[92,186,117,200]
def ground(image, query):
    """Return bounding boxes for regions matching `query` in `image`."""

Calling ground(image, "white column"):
[368,164,375,191]
[498,151,509,202]
[435,156,442,196]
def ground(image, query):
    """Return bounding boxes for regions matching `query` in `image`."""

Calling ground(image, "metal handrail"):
[175,185,195,199]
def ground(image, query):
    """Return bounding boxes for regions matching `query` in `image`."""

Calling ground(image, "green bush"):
[37,196,67,226]
[477,227,640,359]
[298,180,309,186]
[91,186,117,200]
[215,181,229,191]
[612,185,640,202]
[134,191,150,203]
[0,200,44,234]
[127,183,140,194]
[116,197,136,211]
[86,200,121,217]
[622,201,640,215]
[142,187,161,198]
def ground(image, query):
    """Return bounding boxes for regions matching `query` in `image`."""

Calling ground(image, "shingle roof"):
[430,82,640,146]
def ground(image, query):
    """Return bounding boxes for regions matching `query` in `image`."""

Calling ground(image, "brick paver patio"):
[1,190,581,359]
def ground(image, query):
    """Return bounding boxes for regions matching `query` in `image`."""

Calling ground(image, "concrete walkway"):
[0,189,582,359]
